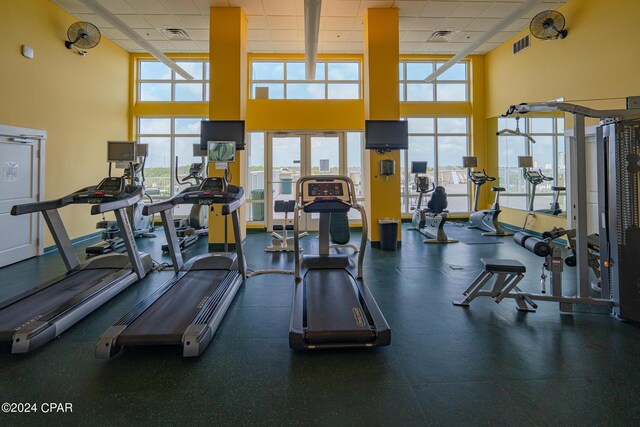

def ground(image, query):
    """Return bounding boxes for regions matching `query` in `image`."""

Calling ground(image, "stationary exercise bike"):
[409,163,457,244]
[465,157,513,236]
[161,145,209,253]
[86,142,155,256]
[523,169,564,215]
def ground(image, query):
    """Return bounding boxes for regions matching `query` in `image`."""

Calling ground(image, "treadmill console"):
[77,177,127,204]
[96,177,126,193]
[200,177,227,192]
[301,179,351,205]
[527,171,541,178]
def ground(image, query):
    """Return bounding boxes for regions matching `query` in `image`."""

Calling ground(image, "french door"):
[266,132,345,231]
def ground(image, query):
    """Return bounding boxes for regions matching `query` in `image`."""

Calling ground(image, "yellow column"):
[364,8,401,246]
[208,7,247,250]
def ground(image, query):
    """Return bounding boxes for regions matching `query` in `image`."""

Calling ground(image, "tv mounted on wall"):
[200,120,245,151]
[364,120,408,152]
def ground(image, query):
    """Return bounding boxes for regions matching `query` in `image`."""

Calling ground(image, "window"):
[251,61,361,100]
[138,60,209,102]
[246,132,266,222]
[497,116,565,211]
[138,117,206,217]
[400,117,470,214]
[399,61,468,102]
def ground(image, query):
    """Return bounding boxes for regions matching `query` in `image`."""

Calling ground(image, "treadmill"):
[289,175,390,349]
[96,176,246,358]
[3,175,152,353]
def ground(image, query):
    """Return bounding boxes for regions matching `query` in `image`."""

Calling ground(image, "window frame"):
[137,59,209,103]
[250,60,362,100]
[399,60,469,102]
[400,116,471,215]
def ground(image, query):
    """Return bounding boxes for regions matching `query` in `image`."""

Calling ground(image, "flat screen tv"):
[200,120,245,151]
[364,120,408,151]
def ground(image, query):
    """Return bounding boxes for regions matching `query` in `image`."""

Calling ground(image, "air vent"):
[427,30,459,42]
[160,27,191,41]
[512,34,530,54]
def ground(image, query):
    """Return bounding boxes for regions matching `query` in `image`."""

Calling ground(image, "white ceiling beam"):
[424,0,544,82]
[78,0,194,80]
[304,0,322,80]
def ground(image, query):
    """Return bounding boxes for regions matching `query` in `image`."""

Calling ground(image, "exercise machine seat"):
[491,187,505,192]
[426,186,448,213]
[481,258,526,274]
[551,186,566,192]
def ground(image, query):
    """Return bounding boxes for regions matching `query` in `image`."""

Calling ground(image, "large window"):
[138,117,206,212]
[246,132,266,222]
[400,117,470,214]
[138,60,209,102]
[251,61,361,100]
[497,116,565,210]
[399,61,468,102]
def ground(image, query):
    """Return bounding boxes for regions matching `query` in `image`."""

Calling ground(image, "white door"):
[266,132,345,232]
[0,125,45,267]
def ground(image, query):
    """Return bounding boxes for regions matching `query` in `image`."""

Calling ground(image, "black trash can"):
[379,218,399,251]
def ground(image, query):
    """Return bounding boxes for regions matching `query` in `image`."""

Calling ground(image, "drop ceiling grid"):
[52,0,567,54]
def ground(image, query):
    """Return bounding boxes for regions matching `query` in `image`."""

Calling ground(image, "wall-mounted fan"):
[65,21,101,55]
[529,10,568,40]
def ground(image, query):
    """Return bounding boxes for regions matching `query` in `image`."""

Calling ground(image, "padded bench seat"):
[481,258,526,274]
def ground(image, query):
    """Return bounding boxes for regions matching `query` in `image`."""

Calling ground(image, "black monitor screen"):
[107,141,136,162]
[365,120,408,151]
[200,120,245,151]
[411,161,427,174]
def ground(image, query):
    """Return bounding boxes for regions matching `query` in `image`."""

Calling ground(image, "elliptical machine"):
[409,161,458,244]
[464,156,513,236]
[523,168,564,214]
[161,144,209,253]
[86,142,155,256]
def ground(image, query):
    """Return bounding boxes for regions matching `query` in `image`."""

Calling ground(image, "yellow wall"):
[484,0,640,232]
[0,0,129,246]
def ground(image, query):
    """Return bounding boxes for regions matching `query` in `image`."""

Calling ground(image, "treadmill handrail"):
[11,195,75,216]
[142,185,244,216]
[90,185,144,215]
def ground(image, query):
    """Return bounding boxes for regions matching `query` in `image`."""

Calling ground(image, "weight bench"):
[453,258,537,311]
[266,200,307,252]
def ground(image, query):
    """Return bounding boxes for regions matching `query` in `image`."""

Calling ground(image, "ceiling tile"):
[410,18,442,31]
[125,0,169,14]
[401,31,430,42]
[267,16,301,30]
[246,15,269,29]
[324,0,360,17]
[488,31,518,44]
[168,40,197,50]
[74,14,112,28]
[504,18,531,32]
[349,30,364,42]
[480,2,522,18]
[437,18,474,31]
[144,14,182,28]
[262,0,298,16]
[319,41,350,53]
[249,41,275,52]
[193,0,230,14]
[271,29,303,41]
[347,42,363,52]
[477,42,501,53]
[357,1,395,17]
[158,0,201,15]
[149,40,176,50]
[323,17,357,31]
[95,0,135,14]
[450,2,491,18]
[175,15,210,29]
[113,40,143,51]
[134,28,167,41]
[189,41,210,51]
[248,29,271,41]
[400,42,425,53]
[228,0,264,15]
[186,29,209,40]
[321,30,349,42]
[453,31,485,43]
[396,1,427,17]
[52,0,93,14]
[116,14,154,29]
[272,41,304,52]
[465,18,501,31]
[399,17,415,30]
[101,27,128,40]
[420,1,461,18]
[522,3,563,20]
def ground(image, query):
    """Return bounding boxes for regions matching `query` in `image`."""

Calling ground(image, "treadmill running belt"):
[0,268,121,338]
[117,270,232,346]
[304,269,375,344]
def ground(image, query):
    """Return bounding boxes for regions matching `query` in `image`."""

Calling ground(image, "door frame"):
[0,124,46,266]
[265,131,346,232]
